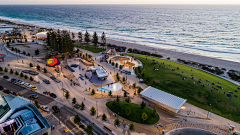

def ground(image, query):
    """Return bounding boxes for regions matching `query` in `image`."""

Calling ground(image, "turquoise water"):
[98,83,122,92]
[0,5,240,62]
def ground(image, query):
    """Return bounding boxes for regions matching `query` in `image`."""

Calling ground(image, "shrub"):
[132,83,136,88]
[125,97,131,103]
[108,90,112,97]
[141,112,148,121]
[29,63,33,67]
[114,118,120,126]
[137,86,142,94]
[80,102,85,110]
[74,115,81,124]
[129,123,134,131]
[72,97,76,105]
[102,113,107,121]
[15,71,19,75]
[122,77,126,82]
[20,72,24,77]
[140,101,146,109]
[29,76,34,81]
[24,75,28,79]
[4,67,8,72]
[152,107,157,117]
[36,65,40,70]
[90,106,96,115]
[27,53,30,56]
[10,69,14,74]
[85,124,93,135]
[91,89,95,95]
[65,91,70,99]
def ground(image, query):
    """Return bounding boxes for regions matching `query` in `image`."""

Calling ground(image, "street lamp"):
[96,101,98,118]
[207,104,211,119]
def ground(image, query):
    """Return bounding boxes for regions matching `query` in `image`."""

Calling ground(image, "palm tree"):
[92,32,98,48]
[84,30,90,46]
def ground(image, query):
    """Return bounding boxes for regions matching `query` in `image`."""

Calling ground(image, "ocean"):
[0,5,240,62]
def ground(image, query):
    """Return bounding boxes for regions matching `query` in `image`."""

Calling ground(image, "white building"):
[90,66,109,80]
[140,86,187,113]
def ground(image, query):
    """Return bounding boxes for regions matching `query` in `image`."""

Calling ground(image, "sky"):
[1,0,240,5]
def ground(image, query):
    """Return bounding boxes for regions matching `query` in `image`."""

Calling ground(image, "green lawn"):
[125,53,240,123]
[76,44,105,53]
[106,101,160,124]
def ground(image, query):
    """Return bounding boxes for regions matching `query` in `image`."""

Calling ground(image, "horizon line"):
[1,4,240,5]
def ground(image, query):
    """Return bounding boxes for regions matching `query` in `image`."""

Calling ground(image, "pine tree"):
[125,97,131,103]
[72,97,76,105]
[152,107,158,117]
[92,32,98,48]
[102,113,107,121]
[108,91,112,97]
[101,32,106,49]
[65,91,70,99]
[114,118,120,127]
[84,30,90,46]
[141,101,146,109]
[129,123,134,131]
[80,102,85,110]
[78,31,83,45]
[74,115,81,124]
[141,112,148,121]
[90,106,96,115]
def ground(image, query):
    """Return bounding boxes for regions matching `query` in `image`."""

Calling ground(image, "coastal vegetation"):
[106,101,159,124]
[126,53,240,123]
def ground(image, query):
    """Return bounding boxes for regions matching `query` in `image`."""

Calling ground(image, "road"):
[0,78,108,135]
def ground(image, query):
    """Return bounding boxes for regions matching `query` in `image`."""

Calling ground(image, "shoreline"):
[1,17,240,71]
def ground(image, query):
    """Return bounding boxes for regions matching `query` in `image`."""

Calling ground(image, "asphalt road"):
[0,78,108,135]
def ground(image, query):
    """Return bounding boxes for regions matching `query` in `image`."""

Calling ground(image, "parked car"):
[52,105,60,113]
[79,74,84,78]
[0,73,4,76]
[31,86,37,90]
[73,103,81,109]
[70,64,78,68]
[20,81,25,85]
[17,80,22,84]
[3,75,9,79]
[40,105,50,112]
[227,94,232,97]
[42,79,50,84]
[0,85,4,90]
[229,91,233,94]
[10,79,17,83]
[3,89,10,94]
[65,65,75,72]
[25,83,32,88]
[43,91,50,95]
[30,94,39,99]
[12,92,18,96]
[50,93,57,98]
[79,76,84,81]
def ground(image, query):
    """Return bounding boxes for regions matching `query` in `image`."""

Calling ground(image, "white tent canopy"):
[140,86,187,113]
[36,32,47,38]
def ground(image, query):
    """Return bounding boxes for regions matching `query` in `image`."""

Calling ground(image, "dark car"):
[11,78,17,83]
[30,94,39,99]
[3,75,9,79]
[50,76,56,80]
[0,73,4,76]
[12,92,18,96]
[79,74,84,78]
[65,65,75,72]
[42,79,50,84]
[70,64,78,68]
[229,91,233,94]
[79,76,84,81]
[73,103,81,109]
[22,70,30,73]
[50,93,57,98]
[52,105,60,113]
[0,85,4,90]
[3,89,10,94]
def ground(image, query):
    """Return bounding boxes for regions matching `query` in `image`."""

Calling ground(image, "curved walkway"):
[159,123,230,135]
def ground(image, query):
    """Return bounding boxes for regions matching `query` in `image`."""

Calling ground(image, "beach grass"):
[106,101,160,124]
[125,53,240,123]
[76,44,105,53]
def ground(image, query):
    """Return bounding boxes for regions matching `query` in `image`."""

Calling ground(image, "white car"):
[40,105,50,112]
[20,81,25,85]
[24,83,32,88]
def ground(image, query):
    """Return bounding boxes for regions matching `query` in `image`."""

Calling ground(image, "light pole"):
[207,104,211,119]
[96,101,98,118]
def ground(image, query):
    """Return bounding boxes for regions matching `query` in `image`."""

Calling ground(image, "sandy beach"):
[106,38,240,71]
[1,17,240,71]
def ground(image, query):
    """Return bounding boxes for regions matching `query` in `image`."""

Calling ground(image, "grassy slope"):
[76,44,105,53]
[106,101,159,124]
[126,54,240,123]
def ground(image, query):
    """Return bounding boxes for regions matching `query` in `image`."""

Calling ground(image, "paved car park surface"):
[0,78,107,135]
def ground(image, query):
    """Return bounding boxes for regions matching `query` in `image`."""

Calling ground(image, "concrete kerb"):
[4,44,29,59]
[51,113,75,135]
